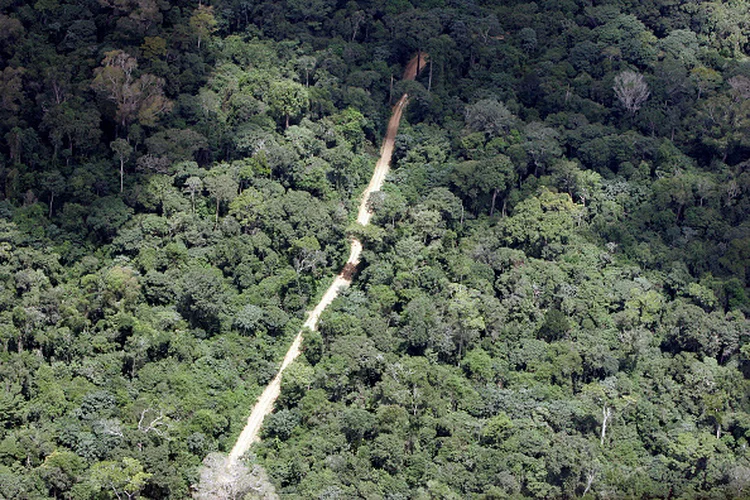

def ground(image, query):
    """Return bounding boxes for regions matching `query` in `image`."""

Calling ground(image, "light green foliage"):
[279,361,315,407]
[595,14,657,66]
[266,80,309,129]
[1,0,750,498]
[204,173,238,226]
[700,0,750,58]
[89,457,151,499]
[330,107,367,150]
[502,188,582,258]
[189,5,217,50]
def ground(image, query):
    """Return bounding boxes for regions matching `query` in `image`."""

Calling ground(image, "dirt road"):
[224,52,427,469]
[357,94,408,226]
[227,248,360,465]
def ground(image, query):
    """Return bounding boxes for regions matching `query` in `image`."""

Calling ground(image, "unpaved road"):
[225,52,427,468]
[357,94,408,226]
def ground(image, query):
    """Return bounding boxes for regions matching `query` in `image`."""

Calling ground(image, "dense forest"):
[1,0,750,497]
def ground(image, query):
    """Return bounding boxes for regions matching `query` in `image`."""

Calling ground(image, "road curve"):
[225,52,427,468]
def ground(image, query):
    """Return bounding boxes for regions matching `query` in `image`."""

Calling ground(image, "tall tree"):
[267,80,309,129]
[204,174,238,228]
[465,99,516,137]
[88,457,151,500]
[91,51,172,130]
[189,5,218,50]
[110,139,133,193]
[613,70,650,115]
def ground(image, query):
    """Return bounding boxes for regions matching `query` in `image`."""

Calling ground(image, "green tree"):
[502,188,582,258]
[183,176,203,212]
[452,154,515,215]
[523,122,562,177]
[267,80,309,129]
[464,99,516,137]
[539,308,570,342]
[41,170,65,217]
[89,457,151,500]
[204,174,238,228]
[178,266,226,333]
[110,139,133,193]
[189,5,217,50]
[701,0,750,58]
[91,50,172,129]
[41,97,101,159]
[38,450,84,497]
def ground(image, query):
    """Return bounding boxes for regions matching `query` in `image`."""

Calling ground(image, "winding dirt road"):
[225,52,427,469]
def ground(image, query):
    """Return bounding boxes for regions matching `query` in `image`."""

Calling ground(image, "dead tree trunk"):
[600,406,612,445]
[428,59,433,92]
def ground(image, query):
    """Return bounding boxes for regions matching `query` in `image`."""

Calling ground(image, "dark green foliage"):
[539,309,570,342]
[1,0,750,497]
[178,265,226,333]
[262,409,301,441]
